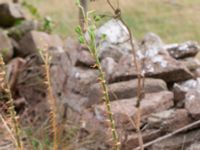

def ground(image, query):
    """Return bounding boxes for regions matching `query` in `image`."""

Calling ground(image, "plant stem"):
[43,53,58,150]
[94,53,120,149]
[0,56,23,150]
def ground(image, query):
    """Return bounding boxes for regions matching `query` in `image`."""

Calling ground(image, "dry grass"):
[26,0,200,43]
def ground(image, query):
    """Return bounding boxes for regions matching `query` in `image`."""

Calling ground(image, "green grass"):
[27,0,200,43]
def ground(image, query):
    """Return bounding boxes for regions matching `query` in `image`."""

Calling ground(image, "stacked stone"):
[62,20,200,150]
[0,1,200,149]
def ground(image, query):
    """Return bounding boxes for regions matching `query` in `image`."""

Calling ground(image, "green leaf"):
[75,0,80,6]
[101,34,107,40]
[75,26,82,35]
[78,35,85,44]
[93,15,101,22]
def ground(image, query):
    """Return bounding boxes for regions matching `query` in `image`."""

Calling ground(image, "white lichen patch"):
[96,19,129,44]
[181,78,200,91]
[187,94,195,101]
[144,47,160,57]
[178,42,191,51]
[152,55,168,68]
[145,63,154,73]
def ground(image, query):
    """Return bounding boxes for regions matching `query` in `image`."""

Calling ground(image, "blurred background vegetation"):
[20,0,200,43]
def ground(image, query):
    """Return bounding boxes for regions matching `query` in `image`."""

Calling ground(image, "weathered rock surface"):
[181,57,200,72]
[0,2,25,27]
[64,37,81,66]
[149,129,200,150]
[60,92,89,113]
[67,67,98,97]
[16,54,46,106]
[95,19,133,57]
[165,41,200,59]
[94,91,174,128]
[140,32,166,56]
[49,47,72,98]
[187,142,200,150]
[6,57,26,94]
[185,91,200,120]
[89,78,168,105]
[75,49,95,67]
[0,10,200,149]
[99,45,124,62]
[8,20,41,41]
[173,78,200,106]
[101,57,117,81]
[193,67,200,78]
[111,53,193,83]
[0,29,13,62]
[124,129,162,150]
[19,31,63,56]
[147,109,192,132]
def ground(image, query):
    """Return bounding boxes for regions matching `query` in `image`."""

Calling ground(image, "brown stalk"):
[42,52,59,150]
[106,0,145,149]
[134,119,200,150]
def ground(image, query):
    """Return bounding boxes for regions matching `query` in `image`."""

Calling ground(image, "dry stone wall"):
[0,2,200,150]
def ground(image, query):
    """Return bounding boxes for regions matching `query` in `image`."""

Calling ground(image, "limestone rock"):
[185,91,200,120]
[150,129,200,150]
[111,53,193,83]
[89,78,168,105]
[0,29,13,62]
[147,109,192,132]
[93,18,140,63]
[101,57,117,81]
[49,47,72,99]
[124,129,162,150]
[181,57,200,72]
[8,20,40,41]
[187,142,200,150]
[94,91,174,128]
[75,49,95,67]
[67,67,98,97]
[0,2,25,27]
[99,45,124,62]
[173,78,200,106]
[140,32,167,57]
[64,37,81,66]
[19,31,63,56]
[165,41,200,59]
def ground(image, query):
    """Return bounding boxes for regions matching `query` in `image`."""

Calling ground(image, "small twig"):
[107,0,116,12]
[105,1,145,149]
[0,113,17,146]
[0,56,23,150]
[43,53,59,150]
[134,119,200,150]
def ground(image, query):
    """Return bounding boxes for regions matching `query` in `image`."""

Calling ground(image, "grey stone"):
[165,41,200,59]
[187,142,200,150]
[185,91,200,120]
[181,57,200,72]
[19,31,63,56]
[101,57,117,81]
[89,78,168,105]
[75,49,95,67]
[147,109,192,132]
[0,29,13,62]
[140,32,167,57]
[173,78,200,106]
[111,53,193,83]
[67,67,98,97]
[0,2,25,27]
[64,37,81,66]
[8,20,41,41]
[150,129,200,150]
[94,91,174,128]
